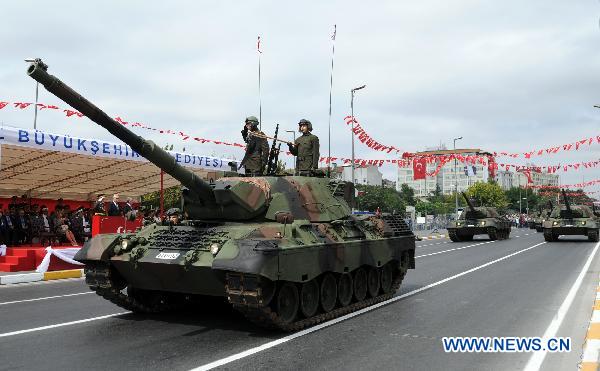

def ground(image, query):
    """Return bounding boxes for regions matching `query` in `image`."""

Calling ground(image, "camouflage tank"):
[27,61,416,331]
[447,192,511,242]
[543,190,599,242]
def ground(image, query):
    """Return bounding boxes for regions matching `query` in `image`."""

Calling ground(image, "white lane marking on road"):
[415,241,495,259]
[523,240,600,371]
[0,292,93,306]
[190,242,546,371]
[0,312,131,338]
[0,277,83,289]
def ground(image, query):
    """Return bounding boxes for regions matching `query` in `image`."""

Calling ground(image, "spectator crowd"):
[0,193,137,247]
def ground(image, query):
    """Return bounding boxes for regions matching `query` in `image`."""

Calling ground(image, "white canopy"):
[0,125,237,201]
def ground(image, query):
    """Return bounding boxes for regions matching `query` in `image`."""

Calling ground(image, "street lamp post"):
[350,85,366,186]
[24,58,43,130]
[453,136,463,217]
[286,130,296,175]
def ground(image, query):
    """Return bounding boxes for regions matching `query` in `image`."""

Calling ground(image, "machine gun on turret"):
[265,124,281,176]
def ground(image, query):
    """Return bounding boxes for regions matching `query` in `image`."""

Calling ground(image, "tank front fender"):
[212,239,280,280]
[74,234,121,263]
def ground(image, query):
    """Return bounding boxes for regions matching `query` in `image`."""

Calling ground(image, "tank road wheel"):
[536,227,543,233]
[337,273,353,307]
[126,287,180,313]
[589,230,600,243]
[379,263,393,294]
[276,282,299,324]
[543,229,557,242]
[299,280,320,318]
[488,227,498,241]
[320,273,338,313]
[367,267,380,298]
[353,268,368,302]
[449,229,461,242]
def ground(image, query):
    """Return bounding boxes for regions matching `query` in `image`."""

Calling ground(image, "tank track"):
[84,263,179,313]
[227,268,405,332]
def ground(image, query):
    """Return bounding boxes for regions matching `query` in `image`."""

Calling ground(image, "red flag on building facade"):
[413,158,426,180]
[521,170,533,184]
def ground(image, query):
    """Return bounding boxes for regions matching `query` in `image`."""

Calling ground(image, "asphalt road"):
[0,229,598,371]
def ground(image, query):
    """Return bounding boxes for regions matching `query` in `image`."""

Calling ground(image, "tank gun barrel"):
[461,192,476,212]
[27,61,216,206]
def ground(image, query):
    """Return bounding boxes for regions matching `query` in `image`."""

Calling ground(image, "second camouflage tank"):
[447,192,511,242]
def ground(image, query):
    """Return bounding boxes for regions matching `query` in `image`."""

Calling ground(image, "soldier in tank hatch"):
[288,119,320,176]
[240,116,269,176]
[166,208,182,225]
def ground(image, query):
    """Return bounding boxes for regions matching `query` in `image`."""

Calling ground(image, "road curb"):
[44,269,83,281]
[0,269,83,285]
[580,274,600,370]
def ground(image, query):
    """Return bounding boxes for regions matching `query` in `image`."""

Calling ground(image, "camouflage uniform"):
[240,116,269,176]
[288,119,319,176]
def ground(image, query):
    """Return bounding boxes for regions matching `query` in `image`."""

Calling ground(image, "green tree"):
[141,185,182,211]
[355,184,405,213]
[505,186,541,213]
[466,181,508,209]
[398,183,415,206]
[275,159,287,175]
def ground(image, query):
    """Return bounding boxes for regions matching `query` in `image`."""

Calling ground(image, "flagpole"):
[327,25,336,177]
[257,36,262,131]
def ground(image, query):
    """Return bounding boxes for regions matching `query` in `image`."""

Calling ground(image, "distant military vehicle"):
[543,190,599,242]
[530,203,552,233]
[447,192,511,242]
[27,60,416,331]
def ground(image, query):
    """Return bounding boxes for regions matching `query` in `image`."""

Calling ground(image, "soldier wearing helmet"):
[288,119,320,176]
[240,116,269,176]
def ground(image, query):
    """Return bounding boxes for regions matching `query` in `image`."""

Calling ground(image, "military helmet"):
[298,119,313,132]
[166,207,181,217]
[245,116,259,128]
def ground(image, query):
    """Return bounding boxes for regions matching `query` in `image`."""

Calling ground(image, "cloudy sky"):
[1,1,599,194]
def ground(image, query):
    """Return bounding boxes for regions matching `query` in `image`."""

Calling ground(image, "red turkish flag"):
[413,158,426,180]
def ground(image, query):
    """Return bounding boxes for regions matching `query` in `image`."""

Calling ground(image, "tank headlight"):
[457,222,462,226]
[121,239,131,251]
[552,221,559,226]
[210,243,221,256]
[480,221,486,226]
[581,221,586,225]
